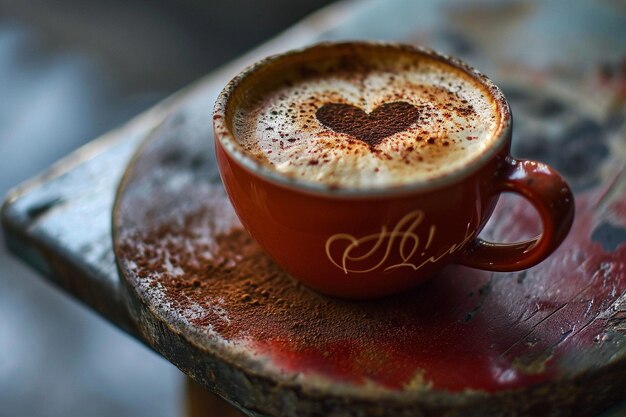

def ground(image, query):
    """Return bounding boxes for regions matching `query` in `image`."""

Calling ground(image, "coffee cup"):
[213,41,574,299]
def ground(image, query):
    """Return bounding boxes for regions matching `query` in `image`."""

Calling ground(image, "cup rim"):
[213,41,512,198]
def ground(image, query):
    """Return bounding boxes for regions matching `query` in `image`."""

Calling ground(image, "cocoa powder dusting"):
[117,195,437,358]
[315,101,420,148]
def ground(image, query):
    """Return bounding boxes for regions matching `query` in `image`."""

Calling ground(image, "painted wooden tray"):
[113,2,626,414]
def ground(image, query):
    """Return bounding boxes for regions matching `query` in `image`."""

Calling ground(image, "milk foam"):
[232,53,500,189]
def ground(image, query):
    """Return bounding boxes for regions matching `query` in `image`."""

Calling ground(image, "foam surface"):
[232,53,500,189]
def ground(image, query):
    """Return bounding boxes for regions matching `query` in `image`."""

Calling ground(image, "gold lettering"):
[325,210,475,275]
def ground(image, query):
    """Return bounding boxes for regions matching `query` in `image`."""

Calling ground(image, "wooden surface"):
[3,1,626,416]
[114,78,626,416]
[186,377,245,417]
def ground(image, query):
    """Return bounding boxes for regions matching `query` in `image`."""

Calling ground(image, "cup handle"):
[459,157,575,272]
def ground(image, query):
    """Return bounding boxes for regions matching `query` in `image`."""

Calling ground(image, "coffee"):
[230,45,501,189]
[215,42,574,298]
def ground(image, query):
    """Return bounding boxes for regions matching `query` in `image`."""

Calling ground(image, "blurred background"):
[0,1,334,416]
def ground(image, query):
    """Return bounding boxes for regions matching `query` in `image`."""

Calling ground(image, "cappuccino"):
[230,45,501,189]
[215,42,574,298]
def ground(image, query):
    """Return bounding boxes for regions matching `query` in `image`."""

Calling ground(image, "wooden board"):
[113,47,626,417]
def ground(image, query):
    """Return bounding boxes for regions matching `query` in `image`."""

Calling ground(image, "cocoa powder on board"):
[118,198,436,350]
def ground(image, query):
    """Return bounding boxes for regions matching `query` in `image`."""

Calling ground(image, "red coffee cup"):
[213,42,574,299]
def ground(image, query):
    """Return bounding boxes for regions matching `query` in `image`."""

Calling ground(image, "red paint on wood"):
[245,188,626,392]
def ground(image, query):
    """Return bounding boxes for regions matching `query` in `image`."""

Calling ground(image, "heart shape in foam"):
[315,101,420,148]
